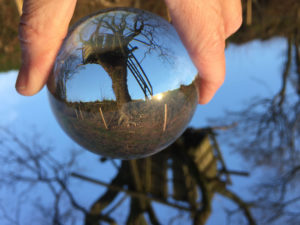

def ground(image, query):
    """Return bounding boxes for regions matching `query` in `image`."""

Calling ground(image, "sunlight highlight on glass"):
[47,8,198,159]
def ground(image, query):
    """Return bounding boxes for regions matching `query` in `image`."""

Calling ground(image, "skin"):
[16,0,242,104]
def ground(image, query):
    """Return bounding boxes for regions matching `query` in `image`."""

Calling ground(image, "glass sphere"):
[47,8,198,159]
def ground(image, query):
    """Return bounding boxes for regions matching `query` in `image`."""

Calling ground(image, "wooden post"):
[15,0,23,15]
[99,107,108,129]
[134,0,140,8]
[163,104,167,132]
[144,158,152,193]
[246,0,252,26]
[129,160,146,209]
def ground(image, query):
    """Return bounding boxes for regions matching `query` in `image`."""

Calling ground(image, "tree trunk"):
[95,49,132,107]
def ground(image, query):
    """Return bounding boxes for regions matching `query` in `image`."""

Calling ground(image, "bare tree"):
[214,33,300,225]
[0,126,255,225]
[55,9,171,104]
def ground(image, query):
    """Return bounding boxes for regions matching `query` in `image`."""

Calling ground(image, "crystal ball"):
[47,8,198,159]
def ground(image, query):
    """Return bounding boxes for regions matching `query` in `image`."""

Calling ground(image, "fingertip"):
[198,95,214,105]
[15,70,24,92]
[16,83,40,96]
[16,64,30,96]
[196,77,224,105]
[197,89,215,105]
[190,35,226,105]
[15,64,45,96]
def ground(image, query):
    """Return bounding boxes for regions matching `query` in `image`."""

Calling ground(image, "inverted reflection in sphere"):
[47,8,198,159]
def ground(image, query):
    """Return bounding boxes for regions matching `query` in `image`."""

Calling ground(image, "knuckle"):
[18,18,41,45]
[192,26,226,59]
[225,13,243,37]
[233,14,243,31]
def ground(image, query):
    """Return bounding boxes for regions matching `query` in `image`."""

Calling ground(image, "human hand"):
[16,0,242,105]
[15,0,77,96]
[164,0,242,104]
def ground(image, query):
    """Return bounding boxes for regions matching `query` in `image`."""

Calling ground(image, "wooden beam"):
[71,172,192,211]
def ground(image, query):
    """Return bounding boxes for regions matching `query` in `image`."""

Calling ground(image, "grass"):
[49,83,198,159]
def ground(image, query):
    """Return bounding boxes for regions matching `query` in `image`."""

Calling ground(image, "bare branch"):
[217,188,256,225]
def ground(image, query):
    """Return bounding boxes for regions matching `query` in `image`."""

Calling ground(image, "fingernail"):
[16,64,27,93]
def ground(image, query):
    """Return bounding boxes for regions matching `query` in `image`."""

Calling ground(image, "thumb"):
[16,0,77,96]
[164,0,226,104]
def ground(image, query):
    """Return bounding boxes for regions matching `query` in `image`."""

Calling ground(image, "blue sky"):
[0,37,288,224]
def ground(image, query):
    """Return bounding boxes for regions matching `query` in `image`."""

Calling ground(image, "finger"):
[16,0,77,96]
[164,0,226,104]
[220,0,243,38]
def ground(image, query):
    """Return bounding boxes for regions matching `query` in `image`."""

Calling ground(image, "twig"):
[15,0,23,15]
[163,104,168,132]
[99,107,108,129]
[217,188,256,225]
[104,194,128,216]
[74,109,79,119]
[79,108,84,120]
[277,37,293,106]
